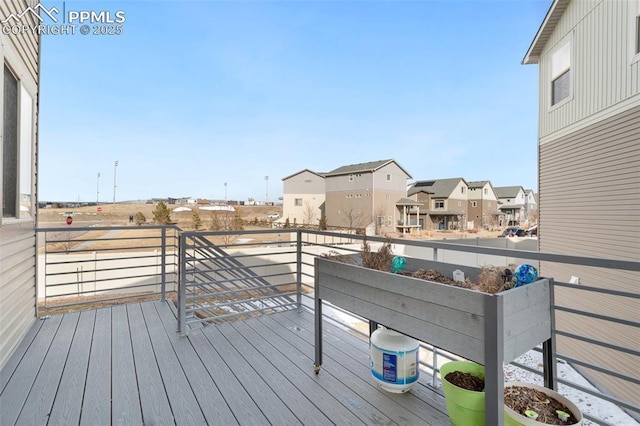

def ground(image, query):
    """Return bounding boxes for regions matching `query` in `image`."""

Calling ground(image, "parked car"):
[526,225,538,236]
[498,226,526,237]
[266,213,279,219]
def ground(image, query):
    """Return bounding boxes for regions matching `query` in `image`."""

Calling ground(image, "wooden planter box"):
[314,256,555,426]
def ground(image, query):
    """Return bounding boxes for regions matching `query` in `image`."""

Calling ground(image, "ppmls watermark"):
[1,2,126,36]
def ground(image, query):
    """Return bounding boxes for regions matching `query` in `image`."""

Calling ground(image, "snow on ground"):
[309,298,638,425]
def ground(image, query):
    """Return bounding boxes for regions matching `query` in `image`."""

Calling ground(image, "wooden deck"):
[0,300,450,425]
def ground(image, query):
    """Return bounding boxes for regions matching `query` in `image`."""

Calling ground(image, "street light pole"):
[224,182,227,202]
[113,160,118,204]
[265,176,269,204]
[97,172,100,204]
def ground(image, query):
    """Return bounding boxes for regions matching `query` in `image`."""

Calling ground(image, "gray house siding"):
[282,170,325,225]
[0,0,40,368]
[537,0,640,139]
[325,161,409,232]
[539,86,640,407]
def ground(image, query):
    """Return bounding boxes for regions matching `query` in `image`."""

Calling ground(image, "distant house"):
[324,159,412,233]
[281,169,326,226]
[0,0,41,366]
[523,0,640,404]
[523,189,538,221]
[494,186,527,226]
[407,178,469,231]
[467,181,501,230]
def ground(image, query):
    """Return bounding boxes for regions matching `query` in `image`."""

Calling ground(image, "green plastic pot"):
[440,361,486,426]
[504,382,583,426]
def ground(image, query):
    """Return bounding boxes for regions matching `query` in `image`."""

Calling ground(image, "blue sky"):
[38,0,550,203]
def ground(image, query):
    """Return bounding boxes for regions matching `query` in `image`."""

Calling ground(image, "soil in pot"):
[447,372,580,425]
[444,370,484,391]
[504,385,580,425]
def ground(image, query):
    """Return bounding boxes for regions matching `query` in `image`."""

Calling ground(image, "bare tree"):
[303,201,316,227]
[210,211,244,245]
[341,208,369,232]
[374,206,388,235]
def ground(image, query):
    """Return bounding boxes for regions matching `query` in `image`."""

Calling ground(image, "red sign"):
[66,216,73,225]
[97,207,102,212]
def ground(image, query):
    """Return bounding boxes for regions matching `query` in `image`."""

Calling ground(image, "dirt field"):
[38,202,503,240]
[38,202,282,227]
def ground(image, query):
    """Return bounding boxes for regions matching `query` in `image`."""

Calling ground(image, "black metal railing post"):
[296,229,302,310]
[177,231,187,336]
[161,226,167,301]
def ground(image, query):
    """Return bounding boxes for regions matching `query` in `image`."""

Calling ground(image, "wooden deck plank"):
[126,303,175,424]
[0,318,41,393]
[111,304,143,425]
[284,309,451,423]
[217,321,333,425]
[269,310,448,425]
[140,301,207,425]
[154,301,240,425]
[188,328,270,425]
[1,301,454,426]
[250,313,398,425]
[16,312,80,425]
[260,315,412,424]
[283,313,449,424]
[200,325,302,425]
[48,310,95,425]
[80,307,112,426]
[230,317,369,425]
[0,315,61,425]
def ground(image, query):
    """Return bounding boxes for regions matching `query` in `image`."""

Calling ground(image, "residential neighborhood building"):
[494,186,527,226]
[406,178,470,231]
[523,0,640,405]
[523,188,538,222]
[467,181,502,230]
[0,0,40,366]
[324,159,412,233]
[281,169,326,226]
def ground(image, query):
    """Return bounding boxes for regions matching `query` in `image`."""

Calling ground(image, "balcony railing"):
[35,226,640,425]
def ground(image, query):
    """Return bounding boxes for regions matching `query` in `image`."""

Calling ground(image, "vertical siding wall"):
[538,0,640,139]
[539,105,640,405]
[0,0,40,368]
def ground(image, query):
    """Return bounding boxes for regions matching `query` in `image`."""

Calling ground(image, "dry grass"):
[38,291,176,316]
[476,265,516,294]
[361,236,394,272]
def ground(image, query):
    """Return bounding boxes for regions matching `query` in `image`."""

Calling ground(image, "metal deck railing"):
[35,225,640,425]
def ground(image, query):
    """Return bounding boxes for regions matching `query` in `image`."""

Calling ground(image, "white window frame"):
[348,174,354,182]
[550,34,573,109]
[471,201,478,208]
[386,173,391,182]
[294,198,303,206]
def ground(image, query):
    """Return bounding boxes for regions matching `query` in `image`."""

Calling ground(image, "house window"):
[471,201,478,208]
[434,201,444,209]
[387,216,392,226]
[636,9,640,54]
[377,216,385,226]
[461,187,465,194]
[385,194,390,200]
[551,37,571,106]
[294,198,302,206]
[386,173,391,181]
[3,65,19,218]
[483,188,488,195]
[348,174,354,182]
